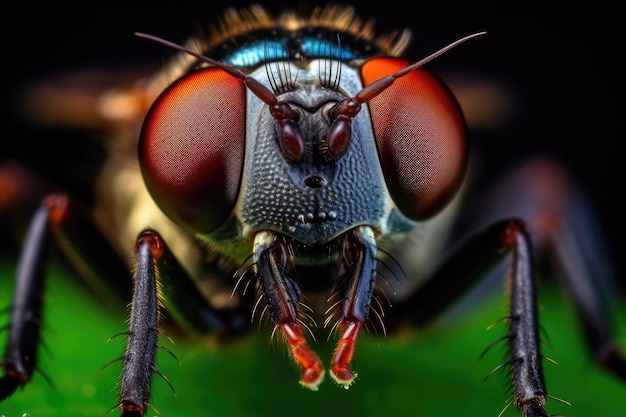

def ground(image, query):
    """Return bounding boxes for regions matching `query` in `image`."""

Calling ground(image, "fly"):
[1,5,624,417]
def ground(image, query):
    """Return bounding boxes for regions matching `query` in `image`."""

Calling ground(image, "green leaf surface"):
[1,259,624,417]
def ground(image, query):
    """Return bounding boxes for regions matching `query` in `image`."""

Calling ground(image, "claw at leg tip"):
[330,366,357,389]
[299,368,325,391]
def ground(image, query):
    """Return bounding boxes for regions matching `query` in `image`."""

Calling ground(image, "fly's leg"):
[0,198,48,400]
[253,226,379,390]
[457,157,626,381]
[393,219,551,417]
[110,228,249,416]
[505,220,550,417]
[253,231,325,389]
[117,231,161,417]
[328,225,378,387]
[0,165,249,412]
[1,183,133,400]
[390,157,625,416]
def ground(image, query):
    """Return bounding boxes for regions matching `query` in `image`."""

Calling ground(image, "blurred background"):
[1,1,624,416]
[3,0,623,267]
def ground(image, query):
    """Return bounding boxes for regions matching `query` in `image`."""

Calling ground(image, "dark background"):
[2,1,623,278]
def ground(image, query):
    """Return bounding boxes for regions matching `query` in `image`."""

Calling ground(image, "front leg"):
[252,226,379,390]
[253,230,325,390]
[328,225,378,387]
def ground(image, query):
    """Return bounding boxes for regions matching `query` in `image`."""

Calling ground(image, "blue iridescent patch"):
[300,38,356,60]
[222,37,357,66]
[223,41,288,66]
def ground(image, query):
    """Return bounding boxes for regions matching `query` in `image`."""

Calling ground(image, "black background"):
[2,1,623,279]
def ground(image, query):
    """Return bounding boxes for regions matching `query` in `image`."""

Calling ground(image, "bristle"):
[147,4,412,95]
[205,5,275,51]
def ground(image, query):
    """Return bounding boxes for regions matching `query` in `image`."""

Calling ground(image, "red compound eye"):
[361,57,468,220]
[140,67,246,233]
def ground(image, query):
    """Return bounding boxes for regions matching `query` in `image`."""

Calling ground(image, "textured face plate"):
[237,61,394,246]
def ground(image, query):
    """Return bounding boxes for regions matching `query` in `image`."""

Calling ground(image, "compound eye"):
[140,67,246,233]
[361,57,467,220]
